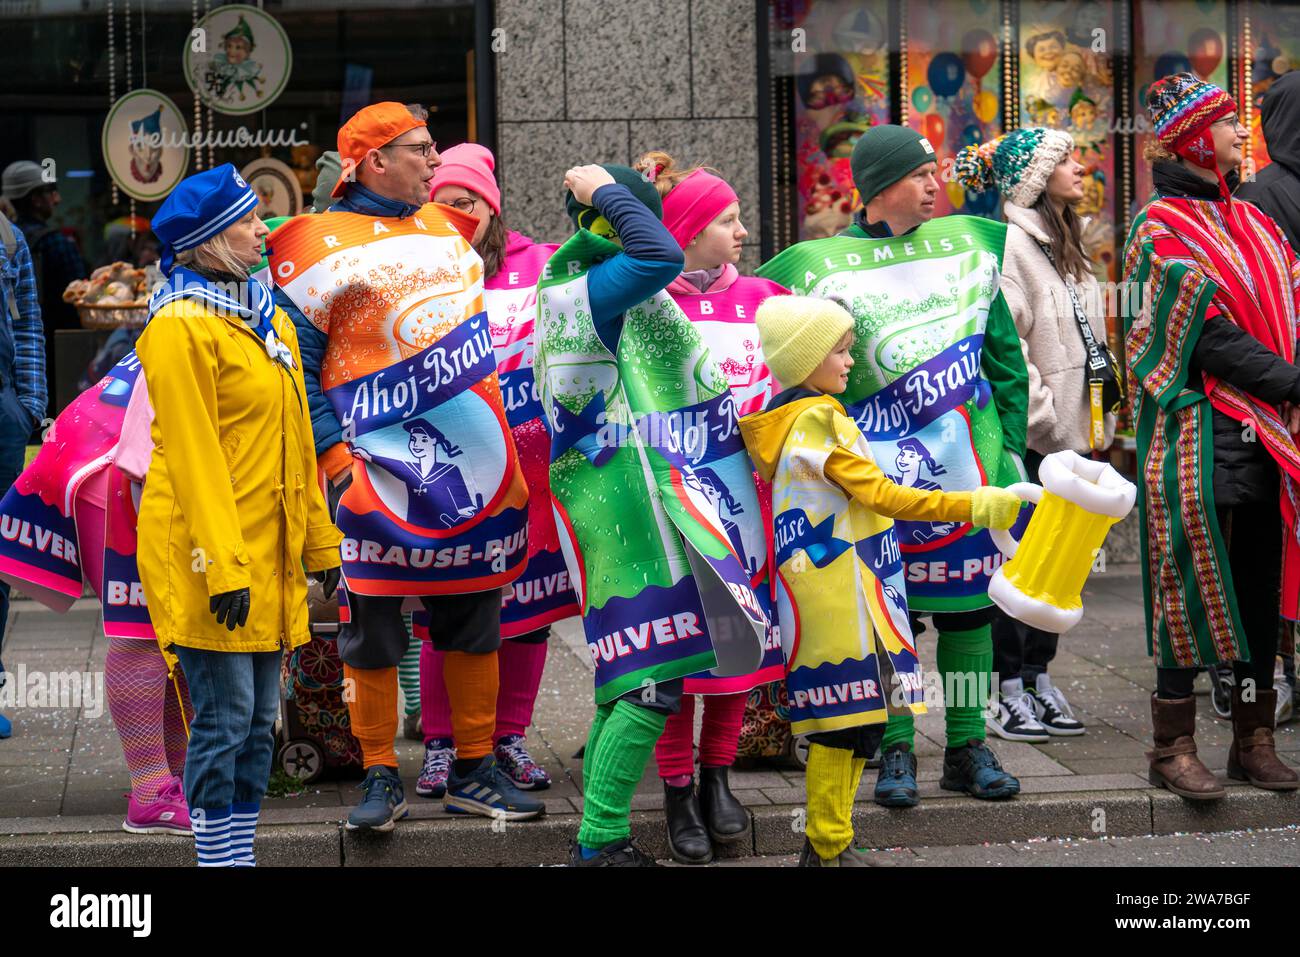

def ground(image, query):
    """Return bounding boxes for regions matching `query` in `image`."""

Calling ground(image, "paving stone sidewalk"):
[1,564,1296,865]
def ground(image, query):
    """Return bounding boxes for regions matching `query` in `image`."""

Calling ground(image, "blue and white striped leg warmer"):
[230,802,260,867]
[191,806,234,868]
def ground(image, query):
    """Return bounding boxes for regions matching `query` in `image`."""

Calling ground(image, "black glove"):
[210,588,251,631]
[310,566,341,600]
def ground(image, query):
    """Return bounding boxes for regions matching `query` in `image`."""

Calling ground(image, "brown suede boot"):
[1147,694,1226,800]
[1227,687,1300,791]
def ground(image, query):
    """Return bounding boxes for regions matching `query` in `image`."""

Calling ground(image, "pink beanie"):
[428,143,501,214]
[661,169,739,250]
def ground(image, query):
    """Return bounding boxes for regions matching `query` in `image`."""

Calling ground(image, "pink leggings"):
[654,691,748,779]
[77,479,192,803]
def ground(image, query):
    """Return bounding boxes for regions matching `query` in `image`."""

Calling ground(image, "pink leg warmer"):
[654,693,698,780]
[494,639,548,740]
[698,691,748,768]
[419,641,454,743]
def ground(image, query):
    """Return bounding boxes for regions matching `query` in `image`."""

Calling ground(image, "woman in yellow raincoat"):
[136,164,342,867]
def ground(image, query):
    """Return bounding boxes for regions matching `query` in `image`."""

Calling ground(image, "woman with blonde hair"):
[137,164,342,865]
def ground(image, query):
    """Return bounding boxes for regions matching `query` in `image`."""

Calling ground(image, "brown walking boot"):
[1227,687,1300,791]
[1146,693,1226,800]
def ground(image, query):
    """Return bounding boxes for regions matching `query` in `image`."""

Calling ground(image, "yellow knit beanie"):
[755,295,855,389]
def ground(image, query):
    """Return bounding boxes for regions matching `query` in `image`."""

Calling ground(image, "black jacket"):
[1154,161,1300,506]
[1235,70,1300,253]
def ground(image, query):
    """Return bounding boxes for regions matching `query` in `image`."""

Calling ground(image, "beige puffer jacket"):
[999,203,1116,455]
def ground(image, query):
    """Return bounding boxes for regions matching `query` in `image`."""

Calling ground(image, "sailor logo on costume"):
[415,239,583,641]
[269,205,527,597]
[758,215,1016,613]
[355,402,500,531]
[536,229,769,704]
[183,4,293,116]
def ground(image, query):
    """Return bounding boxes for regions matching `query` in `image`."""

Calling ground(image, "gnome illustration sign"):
[184,4,293,115]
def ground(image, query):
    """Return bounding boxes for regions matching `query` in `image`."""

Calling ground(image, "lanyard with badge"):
[1036,242,1124,450]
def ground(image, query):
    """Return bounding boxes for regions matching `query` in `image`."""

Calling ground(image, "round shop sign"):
[184,4,293,116]
[241,157,303,218]
[101,89,190,202]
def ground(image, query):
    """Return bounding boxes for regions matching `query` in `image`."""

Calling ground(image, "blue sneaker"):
[444,756,546,820]
[346,766,409,831]
[940,739,1020,800]
[874,743,919,808]
[0,712,10,739]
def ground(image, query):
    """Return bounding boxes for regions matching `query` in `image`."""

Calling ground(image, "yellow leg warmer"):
[805,743,862,860]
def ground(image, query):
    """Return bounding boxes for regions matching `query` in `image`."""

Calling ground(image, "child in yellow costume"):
[740,296,1022,867]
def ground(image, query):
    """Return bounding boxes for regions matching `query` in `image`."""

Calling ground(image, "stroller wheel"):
[791,735,810,770]
[279,738,325,784]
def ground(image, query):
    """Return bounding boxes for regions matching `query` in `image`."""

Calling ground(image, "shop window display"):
[1132,1,1230,218]
[789,2,893,239]
[766,0,1300,263]
[1246,0,1300,169]
[905,0,1004,218]
[1019,0,1118,283]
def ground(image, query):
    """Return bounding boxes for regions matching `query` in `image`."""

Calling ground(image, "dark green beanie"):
[850,125,938,203]
[566,164,663,232]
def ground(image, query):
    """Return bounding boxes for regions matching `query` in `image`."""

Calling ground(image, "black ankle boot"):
[663,780,713,864]
[698,766,751,844]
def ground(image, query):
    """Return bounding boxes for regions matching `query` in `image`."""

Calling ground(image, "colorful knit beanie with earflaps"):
[1146,71,1238,201]
[953,127,1075,207]
[565,164,664,237]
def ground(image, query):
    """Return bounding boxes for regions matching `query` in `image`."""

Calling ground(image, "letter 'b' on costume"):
[988,450,1135,634]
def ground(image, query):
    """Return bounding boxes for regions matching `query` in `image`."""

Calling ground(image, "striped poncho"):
[1123,194,1300,667]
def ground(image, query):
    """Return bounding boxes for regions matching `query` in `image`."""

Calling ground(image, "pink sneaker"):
[122,777,192,835]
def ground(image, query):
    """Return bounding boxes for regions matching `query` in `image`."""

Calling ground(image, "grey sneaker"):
[346,766,409,832]
[797,837,896,867]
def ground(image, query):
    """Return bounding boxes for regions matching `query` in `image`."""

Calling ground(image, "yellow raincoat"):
[135,298,342,656]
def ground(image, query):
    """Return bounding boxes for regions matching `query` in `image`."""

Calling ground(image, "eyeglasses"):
[438,196,477,214]
[383,140,437,158]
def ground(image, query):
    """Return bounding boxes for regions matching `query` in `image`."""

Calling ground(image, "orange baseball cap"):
[331,101,427,198]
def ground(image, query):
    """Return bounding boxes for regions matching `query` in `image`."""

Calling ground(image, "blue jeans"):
[172,645,281,811]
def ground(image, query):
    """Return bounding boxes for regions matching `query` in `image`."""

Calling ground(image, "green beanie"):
[850,125,938,204]
[566,164,663,232]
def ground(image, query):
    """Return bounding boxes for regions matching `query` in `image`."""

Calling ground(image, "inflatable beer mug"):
[988,450,1136,633]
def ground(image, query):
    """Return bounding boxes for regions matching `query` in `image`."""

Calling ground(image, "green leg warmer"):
[881,711,915,751]
[577,700,667,850]
[581,702,615,794]
[937,625,992,746]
